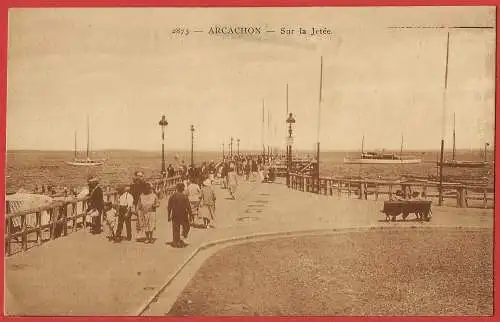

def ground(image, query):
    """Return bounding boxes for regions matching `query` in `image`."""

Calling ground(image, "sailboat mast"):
[315,56,323,193]
[361,135,364,154]
[86,115,90,159]
[439,31,450,206]
[452,112,456,160]
[261,100,265,156]
[400,133,404,156]
[74,131,77,159]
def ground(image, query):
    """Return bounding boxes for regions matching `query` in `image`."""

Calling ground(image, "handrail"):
[288,172,493,209]
[4,175,184,256]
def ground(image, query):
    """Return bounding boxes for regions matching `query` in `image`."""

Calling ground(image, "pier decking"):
[5,178,492,316]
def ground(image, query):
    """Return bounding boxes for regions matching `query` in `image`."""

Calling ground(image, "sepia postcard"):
[3,6,495,317]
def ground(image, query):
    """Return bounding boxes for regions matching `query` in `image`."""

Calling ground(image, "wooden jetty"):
[288,173,494,209]
[4,175,492,316]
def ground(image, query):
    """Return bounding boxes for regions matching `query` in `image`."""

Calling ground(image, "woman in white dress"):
[137,183,159,244]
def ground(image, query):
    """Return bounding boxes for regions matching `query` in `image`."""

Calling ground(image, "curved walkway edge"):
[138,225,490,316]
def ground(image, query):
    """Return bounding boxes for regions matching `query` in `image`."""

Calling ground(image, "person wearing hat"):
[168,183,192,248]
[87,176,104,234]
[116,185,134,241]
[199,178,217,228]
[130,171,147,226]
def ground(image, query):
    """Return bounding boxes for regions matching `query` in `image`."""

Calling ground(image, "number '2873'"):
[172,28,190,35]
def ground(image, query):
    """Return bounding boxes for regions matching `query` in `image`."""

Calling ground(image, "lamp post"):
[190,125,195,167]
[158,115,168,177]
[237,138,240,157]
[230,137,234,158]
[286,113,296,187]
[222,143,225,160]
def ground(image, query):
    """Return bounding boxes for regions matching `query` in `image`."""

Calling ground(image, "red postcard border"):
[0,0,497,321]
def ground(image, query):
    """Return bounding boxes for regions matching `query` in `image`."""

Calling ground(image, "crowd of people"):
[84,154,280,248]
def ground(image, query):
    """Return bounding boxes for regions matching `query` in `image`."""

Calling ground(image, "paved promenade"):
[5,180,493,316]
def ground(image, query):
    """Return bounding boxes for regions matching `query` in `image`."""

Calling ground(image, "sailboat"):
[435,32,489,169]
[65,117,105,166]
[344,135,422,164]
[438,114,489,168]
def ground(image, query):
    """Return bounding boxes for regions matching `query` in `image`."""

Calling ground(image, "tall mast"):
[317,56,323,143]
[86,115,90,159]
[400,133,404,155]
[74,131,77,159]
[439,31,450,206]
[261,99,265,156]
[286,84,289,157]
[361,135,364,154]
[268,104,271,156]
[452,112,456,160]
[315,56,323,193]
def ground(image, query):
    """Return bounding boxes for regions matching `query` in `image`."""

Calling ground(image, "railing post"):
[338,180,342,196]
[82,203,88,232]
[50,208,57,240]
[72,202,78,232]
[6,217,11,256]
[483,188,488,208]
[63,204,68,237]
[375,183,379,201]
[21,214,27,251]
[358,180,364,200]
[329,179,333,196]
[464,187,469,208]
[36,211,42,244]
[348,179,351,197]
[422,181,427,199]
[389,183,393,201]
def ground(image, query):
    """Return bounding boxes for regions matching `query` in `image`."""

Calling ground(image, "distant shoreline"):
[5,148,490,154]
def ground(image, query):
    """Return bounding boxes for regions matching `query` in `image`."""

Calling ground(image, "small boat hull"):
[65,160,104,166]
[344,158,422,165]
[437,161,489,168]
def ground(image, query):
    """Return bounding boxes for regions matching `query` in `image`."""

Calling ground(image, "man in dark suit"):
[167,183,192,248]
[87,176,104,234]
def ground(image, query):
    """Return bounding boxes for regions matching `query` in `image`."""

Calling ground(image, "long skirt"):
[138,210,156,232]
[199,204,215,221]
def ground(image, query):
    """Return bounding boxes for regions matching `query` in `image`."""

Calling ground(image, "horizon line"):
[5,147,492,153]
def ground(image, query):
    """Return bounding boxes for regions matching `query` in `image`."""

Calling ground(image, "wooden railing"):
[4,175,183,256]
[288,173,494,209]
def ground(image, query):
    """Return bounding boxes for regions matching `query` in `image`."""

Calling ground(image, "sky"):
[6,6,496,152]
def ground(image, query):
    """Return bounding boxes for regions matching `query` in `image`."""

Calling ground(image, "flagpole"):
[315,56,323,193]
[439,31,450,206]
[262,99,265,158]
[286,83,289,160]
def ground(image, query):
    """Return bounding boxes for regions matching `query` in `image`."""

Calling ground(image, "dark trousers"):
[116,206,132,240]
[172,218,190,244]
[91,214,102,234]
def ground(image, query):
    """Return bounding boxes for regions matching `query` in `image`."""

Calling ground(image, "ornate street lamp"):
[158,115,168,177]
[222,143,225,160]
[286,113,296,187]
[190,125,195,167]
[237,138,240,157]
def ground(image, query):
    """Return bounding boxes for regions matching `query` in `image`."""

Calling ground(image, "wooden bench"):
[380,200,432,222]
